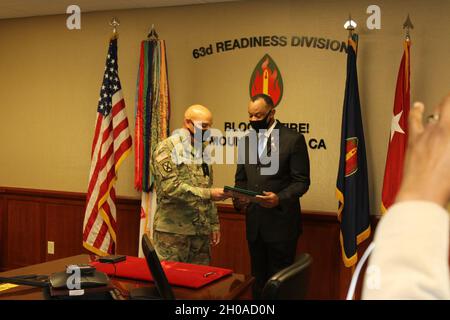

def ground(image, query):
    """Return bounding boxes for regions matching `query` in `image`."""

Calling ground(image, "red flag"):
[381,40,411,213]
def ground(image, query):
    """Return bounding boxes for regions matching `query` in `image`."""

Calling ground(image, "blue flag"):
[336,34,371,268]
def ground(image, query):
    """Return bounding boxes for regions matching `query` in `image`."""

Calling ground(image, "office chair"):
[261,253,313,300]
[129,234,175,300]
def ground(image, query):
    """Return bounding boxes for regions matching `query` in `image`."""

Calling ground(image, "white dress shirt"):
[258,120,277,159]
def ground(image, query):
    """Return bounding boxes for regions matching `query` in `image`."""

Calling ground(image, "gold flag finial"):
[109,17,120,38]
[403,14,414,41]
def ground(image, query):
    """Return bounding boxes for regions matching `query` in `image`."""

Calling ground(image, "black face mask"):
[188,121,209,142]
[250,110,272,132]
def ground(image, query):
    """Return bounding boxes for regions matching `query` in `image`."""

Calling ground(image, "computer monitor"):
[129,234,175,300]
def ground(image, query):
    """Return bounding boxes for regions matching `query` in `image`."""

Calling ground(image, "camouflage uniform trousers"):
[153,230,211,265]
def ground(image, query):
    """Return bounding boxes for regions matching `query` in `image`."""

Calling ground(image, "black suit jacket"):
[234,120,310,242]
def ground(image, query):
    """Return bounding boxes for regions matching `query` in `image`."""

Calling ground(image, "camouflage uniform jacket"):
[151,129,219,236]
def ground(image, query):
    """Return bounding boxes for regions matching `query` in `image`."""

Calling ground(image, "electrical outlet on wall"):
[47,241,55,255]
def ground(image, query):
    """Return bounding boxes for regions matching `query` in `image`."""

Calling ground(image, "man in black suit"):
[232,94,310,299]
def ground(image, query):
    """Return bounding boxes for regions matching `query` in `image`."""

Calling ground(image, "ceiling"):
[0,0,240,19]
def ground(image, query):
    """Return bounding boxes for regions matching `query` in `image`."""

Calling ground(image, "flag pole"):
[83,17,132,256]
[403,14,414,42]
[344,14,358,295]
[109,17,120,39]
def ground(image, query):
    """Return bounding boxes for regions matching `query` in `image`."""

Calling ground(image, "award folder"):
[223,186,262,199]
[91,256,233,289]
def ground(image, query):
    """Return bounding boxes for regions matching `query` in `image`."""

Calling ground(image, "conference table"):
[0,255,254,300]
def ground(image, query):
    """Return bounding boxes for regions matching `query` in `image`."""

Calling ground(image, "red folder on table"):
[91,256,232,289]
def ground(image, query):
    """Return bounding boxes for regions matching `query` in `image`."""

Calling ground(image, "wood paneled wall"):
[0,187,141,270]
[0,186,376,299]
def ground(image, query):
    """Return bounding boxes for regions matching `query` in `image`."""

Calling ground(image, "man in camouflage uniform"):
[151,104,229,265]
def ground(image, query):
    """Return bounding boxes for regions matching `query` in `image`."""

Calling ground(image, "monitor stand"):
[129,286,162,300]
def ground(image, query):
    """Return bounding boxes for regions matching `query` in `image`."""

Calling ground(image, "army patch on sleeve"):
[162,161,173,173]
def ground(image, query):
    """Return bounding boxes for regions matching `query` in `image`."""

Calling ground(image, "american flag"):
[82,38,132,256]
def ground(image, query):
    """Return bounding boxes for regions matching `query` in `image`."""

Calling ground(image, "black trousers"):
[248,234,298,300]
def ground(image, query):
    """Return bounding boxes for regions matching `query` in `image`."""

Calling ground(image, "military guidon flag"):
[381,39,411,213]
[135,36,170,256]
[336,34,371,268]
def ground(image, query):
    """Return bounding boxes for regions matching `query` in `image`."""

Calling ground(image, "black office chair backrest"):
[141,234,175,300]
[261,253,313,300]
